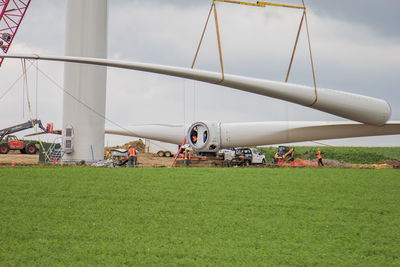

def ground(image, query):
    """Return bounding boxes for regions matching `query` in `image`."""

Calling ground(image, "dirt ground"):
[0,150,174,167]
[382,159,400,169]
[0,150,39,166]
[0,150,399,169]
[136,153,173,167]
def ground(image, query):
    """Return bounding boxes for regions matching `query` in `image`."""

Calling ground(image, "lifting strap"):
[191,1,225,83]
[193,0,319,105]
[303,5,318,106]
[285,11,305,83]
[213,2,225,83]
[284,1,318,106]
[191,3,214,69]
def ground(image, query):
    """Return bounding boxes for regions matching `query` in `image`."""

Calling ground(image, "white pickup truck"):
[223,147,266,166]
[249,148,267,165]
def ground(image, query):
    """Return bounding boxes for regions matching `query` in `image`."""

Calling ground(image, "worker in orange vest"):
[317,148,324,167]
[184,148,191,167]
[128,146,137,168]
[191,135,198,144]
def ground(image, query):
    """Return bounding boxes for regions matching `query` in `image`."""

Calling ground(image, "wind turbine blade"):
[105,121,400,147]
[1,54,392,126]
[106,124,186,144]
[220,121,400,147]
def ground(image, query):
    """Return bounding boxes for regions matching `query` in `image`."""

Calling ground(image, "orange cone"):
[11,161,15,166]
[53,157,56,165]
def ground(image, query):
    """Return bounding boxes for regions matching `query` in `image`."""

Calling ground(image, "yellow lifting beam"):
[256,1,305,10]
[214,0,305,10]
[214,0,260,7]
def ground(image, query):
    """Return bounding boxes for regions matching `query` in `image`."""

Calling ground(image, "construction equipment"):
[0,0,32,66]
[0,119,51,154]
[273,146,295,163]
[0,134,38,154]
[110,149,129,167]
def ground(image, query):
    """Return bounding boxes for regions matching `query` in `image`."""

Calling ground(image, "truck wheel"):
[0,143,9,154]
[165,151,172,157]
[262,159,266,165]
[25,143,37,154]
[157,151,165,157]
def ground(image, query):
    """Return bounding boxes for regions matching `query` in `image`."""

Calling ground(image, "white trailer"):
[145,139,180,157]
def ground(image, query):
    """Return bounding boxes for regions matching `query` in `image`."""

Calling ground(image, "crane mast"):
[0,0,32,66]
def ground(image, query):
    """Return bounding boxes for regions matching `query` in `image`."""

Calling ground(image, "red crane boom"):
[0,0,31,66]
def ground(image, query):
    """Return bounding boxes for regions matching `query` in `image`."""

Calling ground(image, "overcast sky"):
[0,0,399,146]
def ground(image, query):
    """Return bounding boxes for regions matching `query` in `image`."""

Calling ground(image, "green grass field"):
[260,146,400,164]
[1,167,399,266]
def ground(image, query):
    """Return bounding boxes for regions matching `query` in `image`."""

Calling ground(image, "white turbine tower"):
[62,0,108,162]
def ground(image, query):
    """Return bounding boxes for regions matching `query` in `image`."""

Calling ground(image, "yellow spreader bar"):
[214,0,305,10]
[257,1,305,10]
[214,0,260,7]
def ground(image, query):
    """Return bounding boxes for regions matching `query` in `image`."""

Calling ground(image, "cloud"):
[307,0,400,39]
[0,0,398,147]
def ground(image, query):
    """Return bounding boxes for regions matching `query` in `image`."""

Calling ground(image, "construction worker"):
[317,148,324,167]
[184,148,191,167]
[191,135,198,144]
[128,146,137,168]
[224,150,233,167]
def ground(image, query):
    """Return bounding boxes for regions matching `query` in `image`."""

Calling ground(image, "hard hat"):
[318,148,320,151]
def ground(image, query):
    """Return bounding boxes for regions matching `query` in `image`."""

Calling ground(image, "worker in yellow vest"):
[184,148,191,167]
[128,146,137,168]
[317,148,324,167]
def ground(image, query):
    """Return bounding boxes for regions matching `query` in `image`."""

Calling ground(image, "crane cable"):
[29,60,150,141]
[21,59,51,161]
[0,61,34,101]
[24,60,147,161]
[21,59,32,114]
